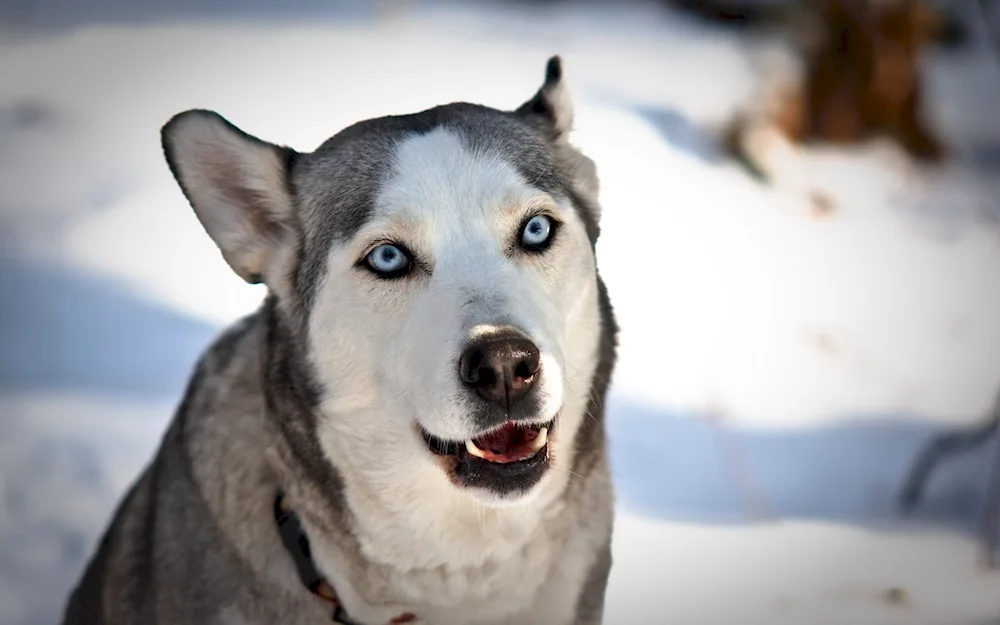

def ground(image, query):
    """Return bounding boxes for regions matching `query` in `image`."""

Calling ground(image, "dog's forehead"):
[375,126,557,231]
[292,103,566,303]
[293,103,562,244]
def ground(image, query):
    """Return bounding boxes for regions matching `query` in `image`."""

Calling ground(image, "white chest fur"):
[301,469,608,625]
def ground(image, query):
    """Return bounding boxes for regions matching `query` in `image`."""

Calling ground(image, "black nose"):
[459,331,541,410]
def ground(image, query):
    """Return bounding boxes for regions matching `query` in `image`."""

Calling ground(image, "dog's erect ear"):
[515,56,574,139]
[517,57,602,226]
[161,110,297,288]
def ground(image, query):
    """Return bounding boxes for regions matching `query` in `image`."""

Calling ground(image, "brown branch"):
[980,413,1000,569]
[899,408,999,513]
[898,391,1000,568]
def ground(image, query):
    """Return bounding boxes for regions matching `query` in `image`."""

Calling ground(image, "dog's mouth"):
[419,418,556,497]
[424,421,550,463]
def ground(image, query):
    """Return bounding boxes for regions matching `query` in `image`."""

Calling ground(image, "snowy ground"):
[2,0,1000,623]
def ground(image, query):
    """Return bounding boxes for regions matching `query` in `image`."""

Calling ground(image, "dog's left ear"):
[516,56,574,140]
[517,57,602,227]
[161,110,298,296]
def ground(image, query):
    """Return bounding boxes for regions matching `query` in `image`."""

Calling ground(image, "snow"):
[1,1,999,624]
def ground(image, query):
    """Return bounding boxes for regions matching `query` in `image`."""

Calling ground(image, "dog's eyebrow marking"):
[352,215,424,246]
[501,194,562,218]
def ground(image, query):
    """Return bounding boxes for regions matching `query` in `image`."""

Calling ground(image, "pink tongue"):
[474,423,538,455]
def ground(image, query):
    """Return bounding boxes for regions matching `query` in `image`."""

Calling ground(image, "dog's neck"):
[273,492,417,624]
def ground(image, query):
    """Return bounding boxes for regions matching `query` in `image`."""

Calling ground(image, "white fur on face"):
[306,127,600,549]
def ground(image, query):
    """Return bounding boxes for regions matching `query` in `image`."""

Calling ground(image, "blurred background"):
[1,0,1000,623]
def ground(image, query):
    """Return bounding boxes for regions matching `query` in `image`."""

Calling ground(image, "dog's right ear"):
[516,56,574,141]
[161,110,297,288]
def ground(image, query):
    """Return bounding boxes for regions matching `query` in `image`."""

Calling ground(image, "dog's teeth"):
[465,439,487,459]
[528,427,548,452]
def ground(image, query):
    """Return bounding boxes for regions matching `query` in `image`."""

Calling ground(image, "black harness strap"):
[274,493,326,595]
[273,492,415,625]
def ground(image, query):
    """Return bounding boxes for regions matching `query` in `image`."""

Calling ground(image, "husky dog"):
[62,57,618,625]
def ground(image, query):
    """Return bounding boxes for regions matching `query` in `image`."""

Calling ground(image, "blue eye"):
[521,215,553,249]
[366,244,410,277]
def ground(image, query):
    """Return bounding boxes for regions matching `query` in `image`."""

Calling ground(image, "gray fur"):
[63,57,617,625]
[293,100,594,312]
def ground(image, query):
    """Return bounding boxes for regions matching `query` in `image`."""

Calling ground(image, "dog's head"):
[162,58,608,507]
